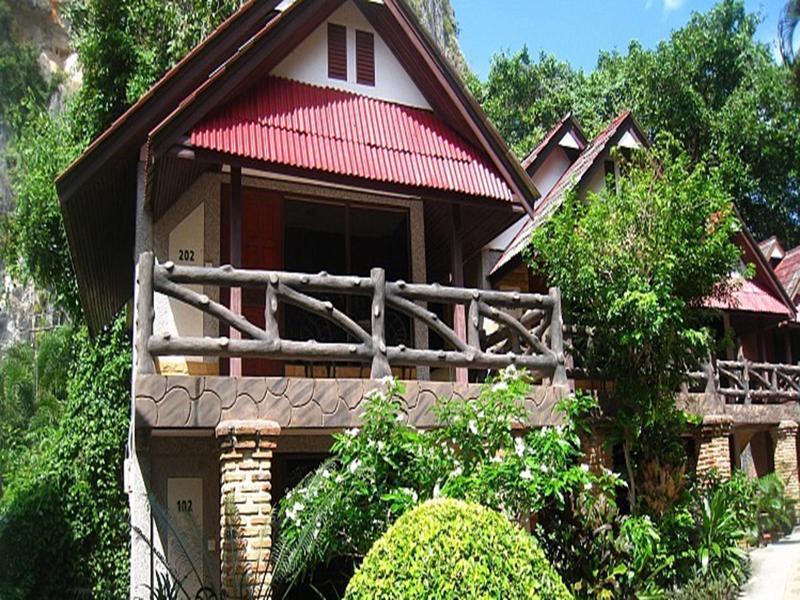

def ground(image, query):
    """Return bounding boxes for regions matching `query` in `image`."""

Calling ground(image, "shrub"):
[344,498,572,600]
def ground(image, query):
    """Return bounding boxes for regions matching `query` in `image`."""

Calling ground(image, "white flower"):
[377,441,386,452]
[584,482,593,491]
[380,375,395,387]
[367,388,385,401]
[492,381,508,393]
[452,465,463,478]
[540,463,550,473]
[468,420,478,435]
[491,455,503,464]
[514,437,526,457]
[396,412,405,423]
[348,459,361,474]
[346,427,359,437]
[580,463,590,473]
[502,365,518,379]
[321,469,331,479]
[520,468,532,481]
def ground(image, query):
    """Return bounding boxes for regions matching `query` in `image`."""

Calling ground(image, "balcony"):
[133,252,569,430]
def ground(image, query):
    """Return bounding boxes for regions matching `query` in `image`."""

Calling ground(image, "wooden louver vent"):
[356,30,375,86]
[328,23,347,81]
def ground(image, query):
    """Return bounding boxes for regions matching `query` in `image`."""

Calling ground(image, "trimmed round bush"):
[344,498,572,600]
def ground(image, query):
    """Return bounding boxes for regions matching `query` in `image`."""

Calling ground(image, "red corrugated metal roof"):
[189,76,513,201]
[704,277,794,316]
[774,245,800,300]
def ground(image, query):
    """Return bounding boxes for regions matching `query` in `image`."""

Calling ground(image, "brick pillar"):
[772,420,799,503]
[215,420,280,600]
[695,415,733,478]
[581,425,613,473]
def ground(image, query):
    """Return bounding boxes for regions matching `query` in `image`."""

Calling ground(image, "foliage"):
[478,0,800,244]
[1,106,82,317]
[272,370,607,593]
[753,473,796,539]
[474,48,584,157]
[530,138,741,505]
[0,325,73,495]
[0,0,49,128]
[65,0,243,142]
[344,498,572,600]
[0,317,131,598]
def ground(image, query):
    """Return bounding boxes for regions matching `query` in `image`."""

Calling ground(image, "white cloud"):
[663,0,687,13]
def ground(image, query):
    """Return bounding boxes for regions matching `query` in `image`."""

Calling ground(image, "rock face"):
[408,0,469,78]
[0,0,75,349]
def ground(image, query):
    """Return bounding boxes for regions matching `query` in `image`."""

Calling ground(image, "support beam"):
[450,204,467,383]
[230,166,243,377]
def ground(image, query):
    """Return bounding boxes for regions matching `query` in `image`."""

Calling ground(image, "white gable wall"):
[531,147,573,199]
[272,1,431,109]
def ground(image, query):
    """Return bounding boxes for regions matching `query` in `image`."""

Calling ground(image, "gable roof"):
[188,75,514,201]
[774,245,800,301]
[490,111,643,277]
[56,0,539,333]
[759,235,785,262]
[521,112,588,173]
[705,228,796,318]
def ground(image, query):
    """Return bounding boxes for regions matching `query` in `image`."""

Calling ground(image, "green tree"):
[479,0,800,244]
[0,0,49,128]
[529,139,742,507]
[476,48,585,157]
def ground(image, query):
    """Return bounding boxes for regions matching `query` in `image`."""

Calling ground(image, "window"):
[328,23,347,80]
[355,30,375,86]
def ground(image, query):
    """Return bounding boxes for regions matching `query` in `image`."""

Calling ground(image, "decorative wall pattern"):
[135,375,568,429]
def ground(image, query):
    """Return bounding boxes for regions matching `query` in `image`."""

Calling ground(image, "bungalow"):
[486,111,800,495]
[55,0,570,597]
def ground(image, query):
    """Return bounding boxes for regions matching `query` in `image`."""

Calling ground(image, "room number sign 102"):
[176,499,193,513]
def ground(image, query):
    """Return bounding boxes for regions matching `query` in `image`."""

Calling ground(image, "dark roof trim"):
[737,220,796,317]
[521,113,588,174]
[56,0,282,201]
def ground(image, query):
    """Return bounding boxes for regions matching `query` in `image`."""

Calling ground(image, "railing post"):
[703,358,717,399]
[265,274,279,340]
[370,268,391,379]
[548,287,567,385]
[135,252,155,374]
[467,298,481,350]
[743,360,751,405]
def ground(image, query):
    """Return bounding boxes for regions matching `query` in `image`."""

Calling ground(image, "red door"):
[222,186,283,376]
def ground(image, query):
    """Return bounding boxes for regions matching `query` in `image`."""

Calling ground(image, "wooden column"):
[229,167,243,377]
[450,205,467,383]
[134,154,154,375]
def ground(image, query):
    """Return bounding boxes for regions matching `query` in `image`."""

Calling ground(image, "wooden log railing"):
[677,359,800,405]
[134,252,567,383]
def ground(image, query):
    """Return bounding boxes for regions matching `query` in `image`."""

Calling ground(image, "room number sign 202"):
[178,249,196,262]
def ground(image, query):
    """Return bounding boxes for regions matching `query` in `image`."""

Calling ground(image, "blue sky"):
[451,0,787,79]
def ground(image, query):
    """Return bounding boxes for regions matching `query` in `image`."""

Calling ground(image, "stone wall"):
[695,415,733,478]
[773,420,799,503]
